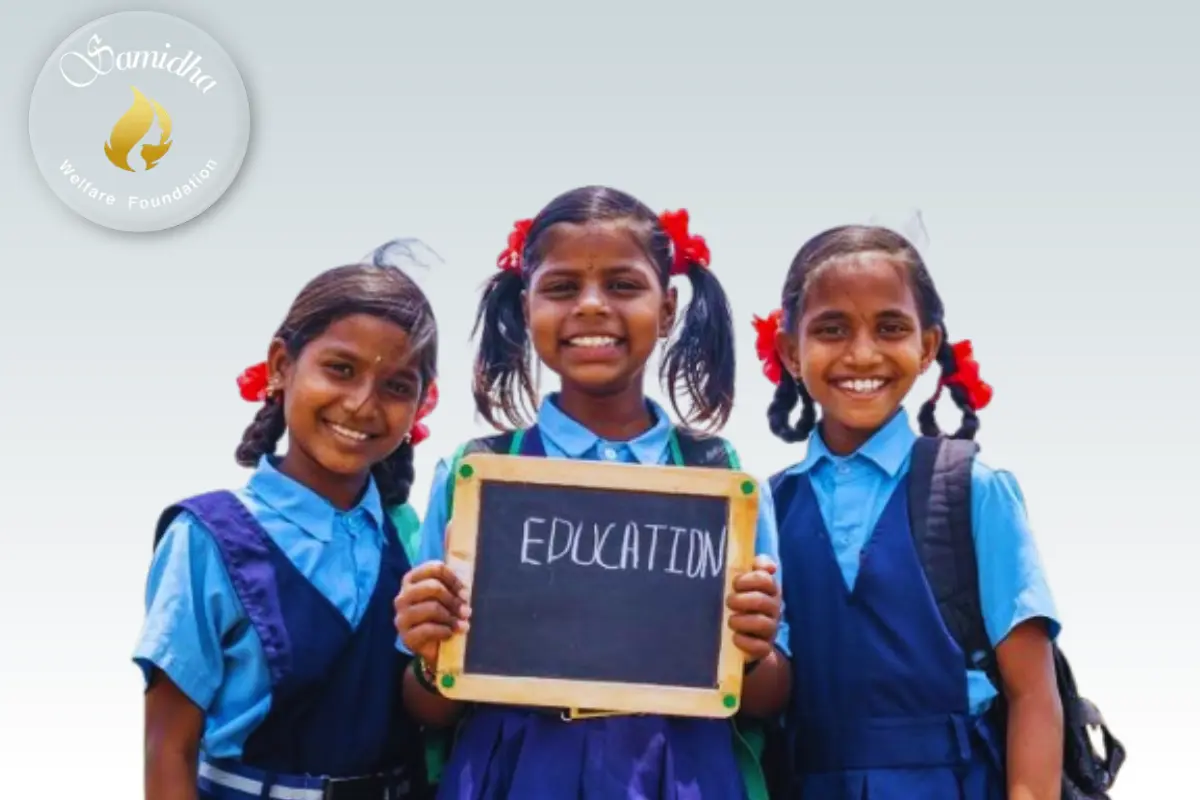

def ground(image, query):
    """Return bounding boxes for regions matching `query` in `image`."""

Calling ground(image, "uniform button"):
[603,447,618,460]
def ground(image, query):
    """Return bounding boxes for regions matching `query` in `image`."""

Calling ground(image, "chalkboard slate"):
[436,453,759,719]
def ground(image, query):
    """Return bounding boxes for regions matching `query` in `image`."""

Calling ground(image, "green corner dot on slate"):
[459,464,474,479]
[740,480,755,495]
[723,694,737,708]
[440,674,456,689]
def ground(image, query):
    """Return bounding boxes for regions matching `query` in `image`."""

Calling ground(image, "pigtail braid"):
[918,329,980,440]
[235,398,287,467]
[768,371,818,443]
[371,439,415,508]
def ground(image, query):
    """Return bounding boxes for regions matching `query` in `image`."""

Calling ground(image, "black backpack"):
[909,436,1126,798]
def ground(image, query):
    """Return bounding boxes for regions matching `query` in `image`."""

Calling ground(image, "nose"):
[573,281,609,316]
[844,329,883,367]
[344,376,377,414]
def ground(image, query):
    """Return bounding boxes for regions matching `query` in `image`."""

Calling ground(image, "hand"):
[727,555,781,664]
[394,560,471,666]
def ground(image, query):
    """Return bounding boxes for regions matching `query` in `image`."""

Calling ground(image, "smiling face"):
[777,253,940,453]
[270,312,423,493]
[523,221,676,398]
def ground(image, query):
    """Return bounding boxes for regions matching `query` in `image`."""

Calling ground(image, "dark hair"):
[769,225,978,443]
[235,263,438,507]
[471,185,736,432]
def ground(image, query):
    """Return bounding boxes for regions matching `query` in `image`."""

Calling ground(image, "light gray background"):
[2,1,1196,796]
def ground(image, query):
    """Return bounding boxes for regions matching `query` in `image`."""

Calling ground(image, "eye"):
[539,279,577,297]
[324,361,353,378]
[812,322,847,339]
[385,378,417,398]
[609,278,643,293]
[878,321,913,338]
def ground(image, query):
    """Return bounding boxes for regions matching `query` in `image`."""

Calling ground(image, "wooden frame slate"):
[435,452,760,719]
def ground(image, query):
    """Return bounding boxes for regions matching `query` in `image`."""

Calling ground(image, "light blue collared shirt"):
[132,456,391,760]
[781,409,1060,714]
[402,394,791,655]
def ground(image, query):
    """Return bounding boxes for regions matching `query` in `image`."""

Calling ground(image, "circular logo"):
[28,11,250,233]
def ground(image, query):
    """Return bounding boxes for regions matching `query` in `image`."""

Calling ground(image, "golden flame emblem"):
[104,87,173,172]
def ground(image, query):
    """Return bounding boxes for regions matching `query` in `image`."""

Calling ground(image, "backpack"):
[426,426,788,800]
[908,436,1126,799]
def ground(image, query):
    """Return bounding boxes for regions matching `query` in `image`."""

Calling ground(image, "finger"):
[732,570,778,596]
[732,634,772,662]
[752,554,777,574]
[404,623,459,658]
[398,578,471,619]
[403,561,468,601]
[727,612,778,642]
[727,590,781,617]
[398,600,463,631]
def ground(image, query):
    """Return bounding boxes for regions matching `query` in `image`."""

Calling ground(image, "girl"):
[756,225,1063,799]
[135,262,439,800]
[393,185,791,799]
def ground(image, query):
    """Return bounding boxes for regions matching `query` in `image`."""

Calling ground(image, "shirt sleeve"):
[397,457,453,654]
[971,461,1062,648]
[753,478,791,656]
[131,513,245,709]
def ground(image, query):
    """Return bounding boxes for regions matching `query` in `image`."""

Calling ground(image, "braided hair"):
[234,263,438,507]
[472,185,737,433]
[768,225,979,443]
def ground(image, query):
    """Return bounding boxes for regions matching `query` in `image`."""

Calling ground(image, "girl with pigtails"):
[393,185,791,799]
[756,224,1064,799]
[135,258,440,799]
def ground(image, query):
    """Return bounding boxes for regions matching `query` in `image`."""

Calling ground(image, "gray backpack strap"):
[671,428,736,469]
[907,435,997,684]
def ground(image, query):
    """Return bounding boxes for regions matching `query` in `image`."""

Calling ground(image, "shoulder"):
[672,427,739,469]
[968,455,1030,511]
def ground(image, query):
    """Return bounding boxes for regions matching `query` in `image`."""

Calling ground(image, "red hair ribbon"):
[237,361,269,402]
[751,310,785,385]
[940,340,993,410]
[409,381,439,446]
[659,209,711,275]
[497,218,533,274]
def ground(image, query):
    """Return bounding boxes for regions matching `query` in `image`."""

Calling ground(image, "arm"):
[134,516,241,800]
[394,459,470,726]
[145,670,203,800]
[971,463,1063,799]
[997,620,1062,800]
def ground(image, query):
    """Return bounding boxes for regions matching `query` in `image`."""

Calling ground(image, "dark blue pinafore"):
[774,472,1005,799]
[156,490,424,800]
[437,426,747,800]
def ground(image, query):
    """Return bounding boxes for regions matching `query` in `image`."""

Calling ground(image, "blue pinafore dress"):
[155,490,425,800]
[774,471,1005,799]
[437,426,748,800]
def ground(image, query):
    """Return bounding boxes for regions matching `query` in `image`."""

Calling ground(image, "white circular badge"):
[28,11,251,233]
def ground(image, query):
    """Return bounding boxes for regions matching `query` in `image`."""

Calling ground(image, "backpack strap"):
[907,435,999,686]
[670,427,738,469]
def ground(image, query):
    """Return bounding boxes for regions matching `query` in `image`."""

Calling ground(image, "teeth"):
[838,378,885,394]
[328,422,370,441]
[569,336,618,348]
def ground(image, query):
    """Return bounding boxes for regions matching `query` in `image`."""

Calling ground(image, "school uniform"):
[774,409,1060,799]
[406,394,790,800]
[134,455,423,799]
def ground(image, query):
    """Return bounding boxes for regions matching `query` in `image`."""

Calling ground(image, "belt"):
[198,758,413,800]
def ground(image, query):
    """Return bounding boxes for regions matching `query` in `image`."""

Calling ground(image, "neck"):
[819,408,901,456]
[276,450,370,511]
[555,382,654,441]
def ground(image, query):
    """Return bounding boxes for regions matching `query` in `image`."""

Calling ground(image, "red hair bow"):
[940,340,993,410]
[752,310,785,385]
[497,219,533,274]
[237,362,269,402]
[409,381,439,446]
[659,209,711,275]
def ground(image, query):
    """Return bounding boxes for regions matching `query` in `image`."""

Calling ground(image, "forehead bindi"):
[801,254,919,320]
[535,222,656,279]
[311,314,416,370]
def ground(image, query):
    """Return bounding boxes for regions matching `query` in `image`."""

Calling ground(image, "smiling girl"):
[135,262,438,800]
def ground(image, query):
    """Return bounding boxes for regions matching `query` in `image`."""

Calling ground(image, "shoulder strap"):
[671,427,737,469]
[444,430,522,520]
[907,436,997,684]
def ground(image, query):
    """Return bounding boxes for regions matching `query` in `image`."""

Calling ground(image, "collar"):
[536,393,673,465]
[787,408,916,478]
[246,456,386,542]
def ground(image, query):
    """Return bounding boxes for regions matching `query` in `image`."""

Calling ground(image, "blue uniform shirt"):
[402,394,791,655]
[780,409,1060,714]
[132,456,391,760]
